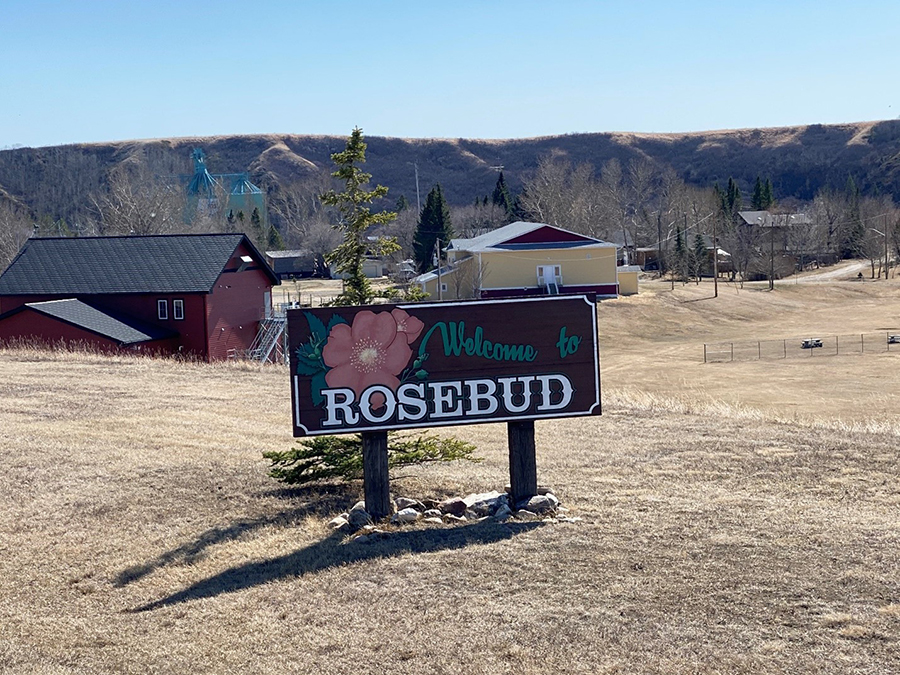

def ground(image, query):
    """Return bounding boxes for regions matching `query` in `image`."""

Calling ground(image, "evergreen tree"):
[762,178,775,209]
[319,127,399,306]
[751,176,765,210]
[396,194,410,212]
[491,171,514,216]
[266,223,285,250]
[250,207,264,244]
[413,184,453,273]
[726,177,743,217]
[692,232,708,281]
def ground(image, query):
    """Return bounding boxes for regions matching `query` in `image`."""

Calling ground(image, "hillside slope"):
[2,120,900,224]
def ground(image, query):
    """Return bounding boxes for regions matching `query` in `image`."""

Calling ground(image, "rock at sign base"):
[423,509,443,519]
[443,513,467,524]
[348,508,373,530]
[437,497,467,517]
[395,497,425,512]
[514,509,540,522]
[493,504,513,522]
[423,517,444,525]
[353,535,370,544]
[519,495,555,515]
[463,491,508,517]
[328,516,350,531]
[391,507,421,525]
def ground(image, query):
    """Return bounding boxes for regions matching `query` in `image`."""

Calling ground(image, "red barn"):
[0,233,279,360]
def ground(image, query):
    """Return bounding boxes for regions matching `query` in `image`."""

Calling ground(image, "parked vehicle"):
[888,335,900,345]
[801,338,823,349]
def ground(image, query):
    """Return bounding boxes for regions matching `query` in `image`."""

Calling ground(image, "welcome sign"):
[288,295,600,436]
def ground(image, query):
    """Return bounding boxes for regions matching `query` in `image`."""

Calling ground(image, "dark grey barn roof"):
[21,299,177,345]
[0,233,278,296]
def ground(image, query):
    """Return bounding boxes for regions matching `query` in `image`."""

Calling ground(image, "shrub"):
[263,432,480,486]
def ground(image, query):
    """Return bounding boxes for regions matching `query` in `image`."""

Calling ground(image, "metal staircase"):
[247,317,287,363]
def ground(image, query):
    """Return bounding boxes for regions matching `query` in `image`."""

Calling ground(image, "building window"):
[173,299,184,320]
[440,283,448,293]
[157,299,168,320]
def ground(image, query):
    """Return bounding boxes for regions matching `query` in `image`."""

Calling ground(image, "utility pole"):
[713,213,719,298]
[435,238,442,300]
[769,217,775,291]
[885,215,890,280]
[657,212,663,280]
[414,163,421,214]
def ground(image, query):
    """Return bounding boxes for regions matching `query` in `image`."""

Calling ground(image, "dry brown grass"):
[1,273,899,674]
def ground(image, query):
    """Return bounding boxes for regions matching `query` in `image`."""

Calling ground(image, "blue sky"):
[3,0,897,148]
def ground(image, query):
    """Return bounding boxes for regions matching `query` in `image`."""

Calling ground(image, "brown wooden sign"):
[288,295,600,436]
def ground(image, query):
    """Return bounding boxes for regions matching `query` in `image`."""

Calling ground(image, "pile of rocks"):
[327,486,582,541]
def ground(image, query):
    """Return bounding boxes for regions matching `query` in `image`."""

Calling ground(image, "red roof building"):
[0,233,279,360]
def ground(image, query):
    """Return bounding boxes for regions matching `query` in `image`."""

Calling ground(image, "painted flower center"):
[353,339,383,372]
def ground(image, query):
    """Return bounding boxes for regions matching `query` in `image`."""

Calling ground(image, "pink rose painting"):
[320,309,424,408]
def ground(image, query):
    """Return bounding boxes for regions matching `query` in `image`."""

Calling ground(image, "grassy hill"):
[1,274,898,673]
[2,119,900,225]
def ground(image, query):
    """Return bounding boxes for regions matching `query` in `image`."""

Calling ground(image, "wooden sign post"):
[508,420,538,505]
[288,295,600,517]
[361,431,391,520]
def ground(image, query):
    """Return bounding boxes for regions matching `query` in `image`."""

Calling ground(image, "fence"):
[704,332,900,363]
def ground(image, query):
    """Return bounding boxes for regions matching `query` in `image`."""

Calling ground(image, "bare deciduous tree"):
[91,163,186,235]
[0,201,33,271]
[518,155,604,237]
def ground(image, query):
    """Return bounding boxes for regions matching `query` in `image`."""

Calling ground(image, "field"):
[1,266,898,674]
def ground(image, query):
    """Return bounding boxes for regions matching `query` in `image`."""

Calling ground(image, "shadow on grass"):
[127,520,542,612]
[114,483,360,588]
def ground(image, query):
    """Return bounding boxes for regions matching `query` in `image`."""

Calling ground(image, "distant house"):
[265,249,320,279]
[329,256,387,280]
[414,221,633,300]
[738,211,811,252]
[0,233,279,360]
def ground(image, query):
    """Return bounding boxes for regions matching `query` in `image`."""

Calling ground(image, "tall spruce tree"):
[762,178,775,209]
[692,232,708,282]
[319,127,399,306]
[726,177,743,217]
[491,171,514,218]
[413,184,453,272]
[751,176,765,210]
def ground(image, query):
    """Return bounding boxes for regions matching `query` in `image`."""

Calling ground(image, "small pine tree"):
[266,223,285,250]
[250,207,264,244]
[413,184,454,273]
[319,127,399,305]
[396,195,410,212]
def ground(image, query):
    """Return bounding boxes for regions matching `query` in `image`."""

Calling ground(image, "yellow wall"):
[617,270,639,295]
[418,257,477,300]
[479,247,617,289]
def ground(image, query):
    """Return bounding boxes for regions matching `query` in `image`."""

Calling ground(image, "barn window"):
[173,299,184,320]
[157,299,168,320]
